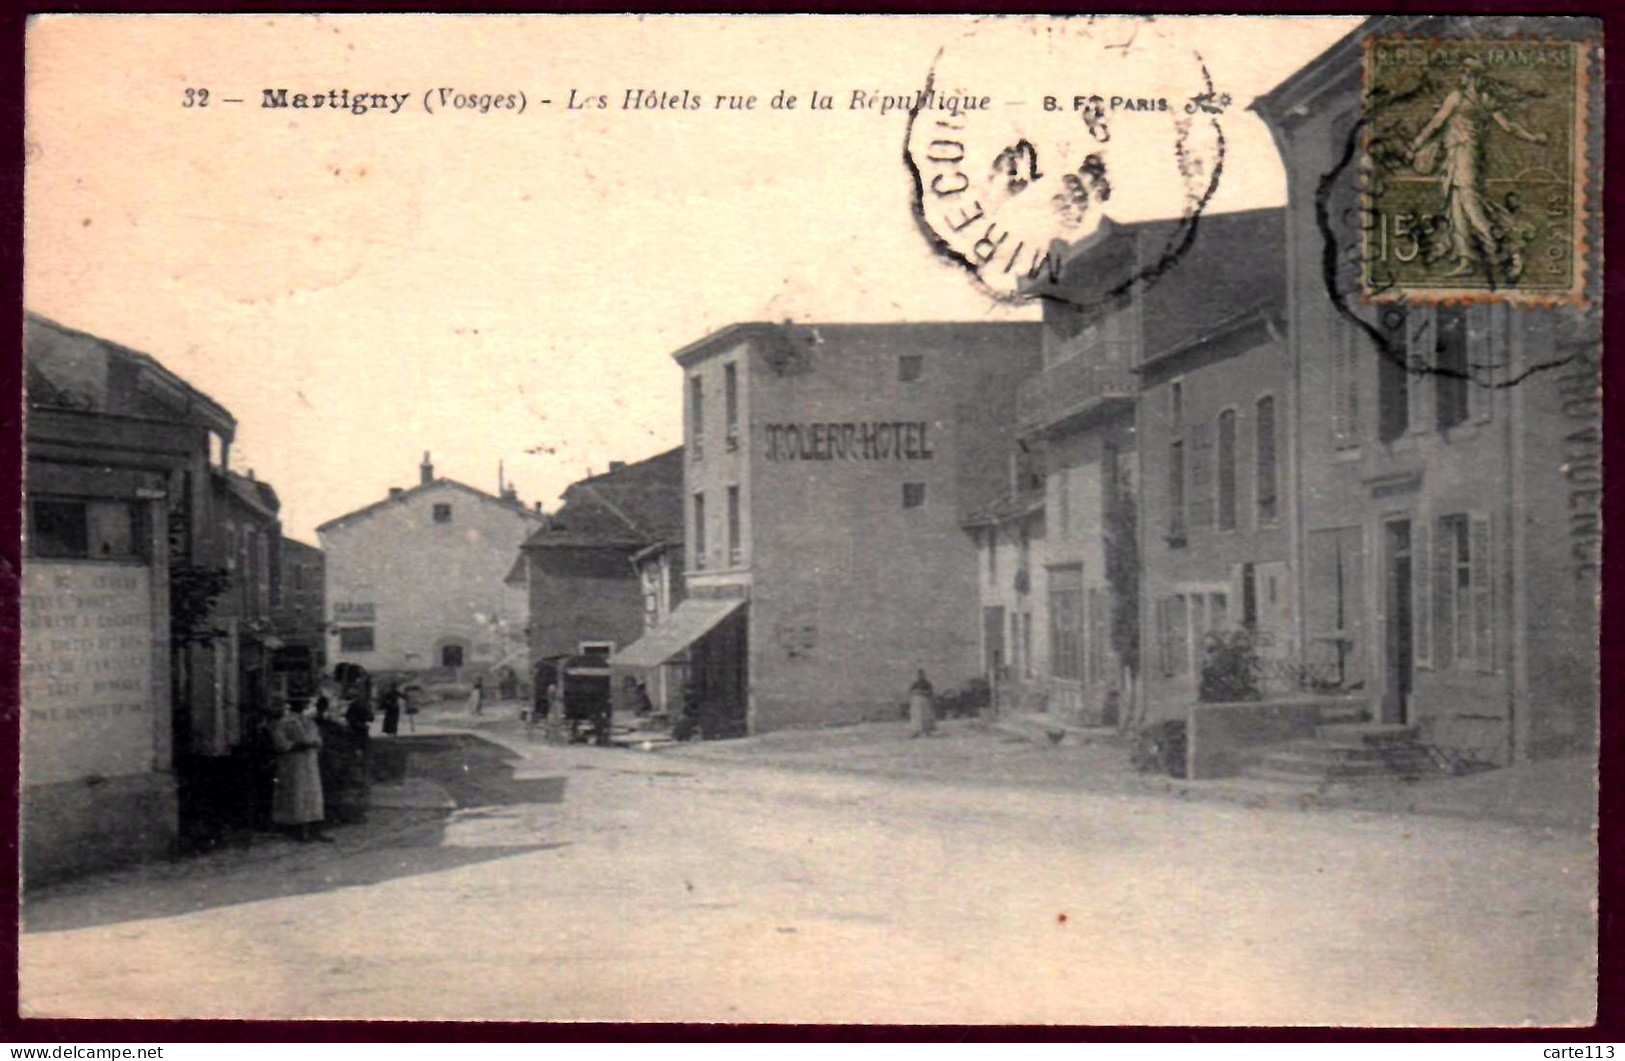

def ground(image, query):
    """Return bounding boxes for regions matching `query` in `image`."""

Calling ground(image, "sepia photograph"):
[14,12,1603,1028]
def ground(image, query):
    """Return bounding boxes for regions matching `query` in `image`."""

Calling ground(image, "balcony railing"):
[1017,351,1137,436]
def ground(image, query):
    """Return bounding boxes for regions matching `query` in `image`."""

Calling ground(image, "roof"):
[24,312,237,435]
[523,447,685,551]
[316,477,546,535]
[671,320,1044,368]
[961,488,1045,529]
[281,535,323,557]
[220,470,280,520]
[1048,208,1286,364]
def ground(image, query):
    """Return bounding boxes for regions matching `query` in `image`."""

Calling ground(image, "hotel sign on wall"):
[764,421,937,462]
[21,562,155,787]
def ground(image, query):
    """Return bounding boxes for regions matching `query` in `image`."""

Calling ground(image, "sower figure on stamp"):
[908,668,937,739]
[1408,55,1548,280]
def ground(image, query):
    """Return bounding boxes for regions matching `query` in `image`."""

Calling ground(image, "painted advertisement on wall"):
[21,561,156,786]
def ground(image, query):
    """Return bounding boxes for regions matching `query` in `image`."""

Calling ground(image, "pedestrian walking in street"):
[908,668,937,738]
[468,677,485,716]
[270,697,331,842]
[379,681,403,736]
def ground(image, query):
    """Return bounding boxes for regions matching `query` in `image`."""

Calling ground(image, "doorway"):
[983,606,1006,680]
[1382,519,1414,725]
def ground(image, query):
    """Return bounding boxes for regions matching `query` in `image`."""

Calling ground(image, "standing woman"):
[379,681,402,737]
[908,669,937,739]
[467,676,485,717]
[271,697,331,842]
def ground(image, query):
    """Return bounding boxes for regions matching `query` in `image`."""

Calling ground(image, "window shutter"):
[1432,517,1455,671]
[1469,304,1493,423]
[1472,513,1495,673]
[1157,598,1172,677]
[1413,518,1432,669]
[1407,307,1433,434]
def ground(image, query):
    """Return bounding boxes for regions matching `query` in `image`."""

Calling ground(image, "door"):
[983,606,1006,680]
[1383,519,1413,724]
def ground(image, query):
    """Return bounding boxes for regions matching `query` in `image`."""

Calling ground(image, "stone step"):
[1251,750,1400,780]
[1314,723,1420,746]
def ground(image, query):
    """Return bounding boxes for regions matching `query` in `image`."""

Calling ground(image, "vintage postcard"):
[16,14,1602,1027]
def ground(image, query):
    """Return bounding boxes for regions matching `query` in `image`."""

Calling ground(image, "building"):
[1254,15,1599,762]
[615,322,1042,734]
[317,453,545,683]
[22,314,237,880]
[209,470,283,733]
[516,449,685,681]
[1012,230,1146,726]
[628,537,686,715]
[1119,209,1294,724]
[960,457,1047,711]
[273,536,326,699]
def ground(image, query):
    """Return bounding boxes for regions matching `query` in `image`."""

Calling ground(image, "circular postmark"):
[905,17,1229,307]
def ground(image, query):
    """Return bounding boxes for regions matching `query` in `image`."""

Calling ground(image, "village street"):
[20,715,1596,1027]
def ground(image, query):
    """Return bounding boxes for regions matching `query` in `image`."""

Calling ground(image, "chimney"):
[533,501,543,513]
[608,461,627,473]
[389,487,404,499]
[420,451,434,485]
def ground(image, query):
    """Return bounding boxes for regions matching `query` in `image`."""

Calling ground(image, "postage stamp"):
[1359,37,1592,304]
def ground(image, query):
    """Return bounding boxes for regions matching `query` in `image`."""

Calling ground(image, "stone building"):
[1254,15,1599,762]
[317,453,544,683]
[516,448,685,678]
[273,536,326,699]
[22,314,237,879]
[615,322,1041,734]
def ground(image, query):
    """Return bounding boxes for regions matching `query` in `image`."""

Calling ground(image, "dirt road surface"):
[20,728,1595,1025]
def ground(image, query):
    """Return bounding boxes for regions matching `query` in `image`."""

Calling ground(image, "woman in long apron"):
[908,669,937,738]
[271,699,331,841]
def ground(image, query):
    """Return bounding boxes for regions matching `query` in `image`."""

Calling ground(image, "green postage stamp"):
[1361,38,1593,304]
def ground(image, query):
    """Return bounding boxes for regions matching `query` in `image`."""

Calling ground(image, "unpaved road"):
[21,732,1595,1025]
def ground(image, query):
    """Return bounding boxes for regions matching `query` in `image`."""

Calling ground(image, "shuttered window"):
[1256,396,1278,525]
[1413,518,1432,669]
[1217,409,1238,531]
[1432,512,1496,672]
[1049,566,1084,680]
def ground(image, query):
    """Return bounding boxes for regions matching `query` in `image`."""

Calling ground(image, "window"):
[986,528,998,584]
[902,482,926,509]
[1170,379,1184,430]
[689,376,705,458]
[1022,612,1034,679]
[1432,513,1494,671]
[1049,567,1084,680]
[1217,409,1238,531]
[1256,396,1279,525]
[1167,441,1187,544]
[433,503,453,523]
[1378,306,1410,443]
[727,485,742,564]
[898,354,924,382]
[1056,470,1071,533]
[693,491,707,570]
[1332,325,1362,450]
[724,363,739,447]
[257,532,271,614]
[1009,612,1020,675]
[1103,442,1121,508]
[1435,305,1470,430]
[340,627,376,653]
[29,499,145,560]
[579,641,615,657]
[1087,586,1108,687]
[1158,591,1229,679]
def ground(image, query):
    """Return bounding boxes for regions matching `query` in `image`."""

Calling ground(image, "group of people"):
[264,675,415,843]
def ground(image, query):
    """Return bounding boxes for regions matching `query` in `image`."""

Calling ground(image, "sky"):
[24,14,1360,542]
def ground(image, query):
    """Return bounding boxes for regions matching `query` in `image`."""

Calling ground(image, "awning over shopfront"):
[611,598,746,669]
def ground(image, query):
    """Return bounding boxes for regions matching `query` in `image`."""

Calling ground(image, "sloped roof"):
[317,477,545,535]
[1049,208,1286,363]
[961,488,1045,530]
[524,447,685,551]
[24,312,236,434]
[221,471,281,520]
